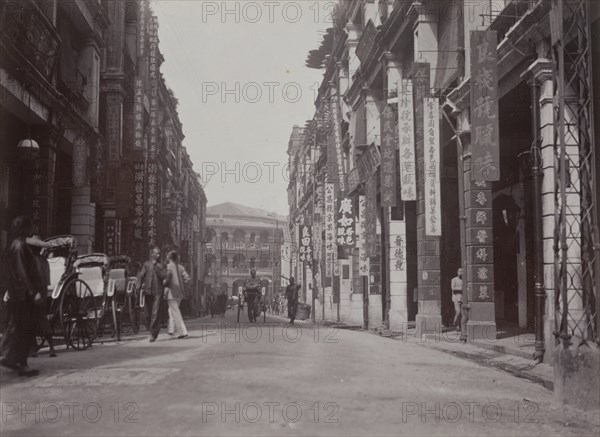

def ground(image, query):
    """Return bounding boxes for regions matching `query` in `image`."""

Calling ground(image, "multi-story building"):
[289,0,599,409]
[0,0,208,300]
[204,202,286,300]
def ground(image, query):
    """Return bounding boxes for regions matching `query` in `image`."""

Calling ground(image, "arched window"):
[249,232,256,243]
[221,256,229,274]
[259,230,270,244]
[220,232,229,243]
[232,254,246,269]
[233,229,246,243]
[259,255,269,269]
[249,257,256,269]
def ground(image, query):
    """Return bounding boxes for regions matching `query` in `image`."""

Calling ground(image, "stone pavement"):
[1,310,598,436]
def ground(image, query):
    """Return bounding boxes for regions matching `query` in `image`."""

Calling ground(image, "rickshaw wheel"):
[111,297,120,341]
[59,279,96,350]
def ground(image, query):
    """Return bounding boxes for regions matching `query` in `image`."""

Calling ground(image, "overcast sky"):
[152,1,331,216]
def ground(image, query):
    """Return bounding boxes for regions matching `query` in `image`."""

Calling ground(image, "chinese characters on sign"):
[470,30,500,182]
[72,136,87,188]
[107,95,121,160]
[357,196,369,276]
[424,97,441,236]
[357,143,381,182]
[148,16,159,161]
[298,225,313,265]
[138,1,147,58]
[133,162,145,240]
[365,172,378,257]
[331,94,346,193]
[134,78,144,149]
[337,197,355,248]
[380,105,397,207]
[324,183,336,277]
[146,162,158,245]
[468,179,494,303]
[105,220,116,256]
[398,80,417,201]
[389,234,405,272]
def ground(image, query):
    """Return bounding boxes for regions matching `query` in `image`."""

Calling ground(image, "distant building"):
[204,202,286,299]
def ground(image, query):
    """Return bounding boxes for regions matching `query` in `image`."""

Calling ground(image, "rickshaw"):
[72,253,117,343]
[108,255,140,337]
[43,236,98,350]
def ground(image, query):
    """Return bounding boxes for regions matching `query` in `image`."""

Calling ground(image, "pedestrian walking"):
[285,277,300,324]
[164,251,191,339]
[451,268,463,332]
[0,216,44,376]
[136,246,171,342]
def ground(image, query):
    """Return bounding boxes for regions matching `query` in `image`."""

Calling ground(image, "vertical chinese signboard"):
[331,93,346,193]
[138,0,147,59]
[147,15,159,246]
[468,180,494,303]
[324,183,336,278]
[337,197,355,248]
[133,162,145,240]
[357,195,369,276]
[298,225,313,266]
[470,30,500,182]
[424,97,441,236]
[105,219,116,256]
[134,79,144,150]
[380,105,397,207]
[365,172,378,257]
[398,79,417,200]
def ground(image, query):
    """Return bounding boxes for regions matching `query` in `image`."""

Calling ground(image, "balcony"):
[0,0,60,81]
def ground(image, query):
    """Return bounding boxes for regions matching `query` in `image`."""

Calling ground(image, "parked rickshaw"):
[108,255,140,337]
[43,236,98,350]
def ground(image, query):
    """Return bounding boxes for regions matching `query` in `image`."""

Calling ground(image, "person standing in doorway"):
[451,268,463,332]
[136,246,171,342]
[285,277,300,324]
[164,251,191,339]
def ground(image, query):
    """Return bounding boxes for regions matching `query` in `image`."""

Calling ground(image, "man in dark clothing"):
[136,246,171,342]
[243,269,261,322]
[285,277,300,324]
[1,216,44,376]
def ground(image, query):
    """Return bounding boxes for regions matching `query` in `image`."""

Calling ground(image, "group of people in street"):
[136,247,192,342]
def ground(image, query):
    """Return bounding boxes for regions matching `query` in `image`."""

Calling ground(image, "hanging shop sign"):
[470,30,500,182]
[324,183,336,277]
[133,162,145,240]
[356,20,378,63]
[134,78,144,149]
[397,79,417,201]
[331,93,345,193]
[380,104,397,207]
[105,219,116,256]
[298,225,313,265]
[138,1,148,59]
[337,197,355,248]
[424,97,441,236]
[148,15,159,161]
[468,179,494,303]
[357,195,369,276]
[357,143,381,182]
[73,136,87,188]
[146,161,157,245]
[365,172,378,257]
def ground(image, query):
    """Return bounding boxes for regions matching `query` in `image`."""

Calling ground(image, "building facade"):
[204,203,286,301]
[0,0,208,300]
[288,0,599,409]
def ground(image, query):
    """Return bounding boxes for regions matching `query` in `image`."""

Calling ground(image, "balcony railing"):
[0,0,60,81]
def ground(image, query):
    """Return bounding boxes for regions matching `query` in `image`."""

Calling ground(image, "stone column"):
[384,52,409,331]
[458,110,496,341]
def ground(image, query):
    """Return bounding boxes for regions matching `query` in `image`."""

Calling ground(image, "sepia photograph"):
[0,0,599,435]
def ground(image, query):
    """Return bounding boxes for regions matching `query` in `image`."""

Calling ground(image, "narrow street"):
[1,311,598,437]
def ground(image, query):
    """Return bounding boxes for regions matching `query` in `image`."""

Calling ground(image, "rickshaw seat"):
[109,268,127,293]
[79,267,105,297]
[48,257,67,291]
